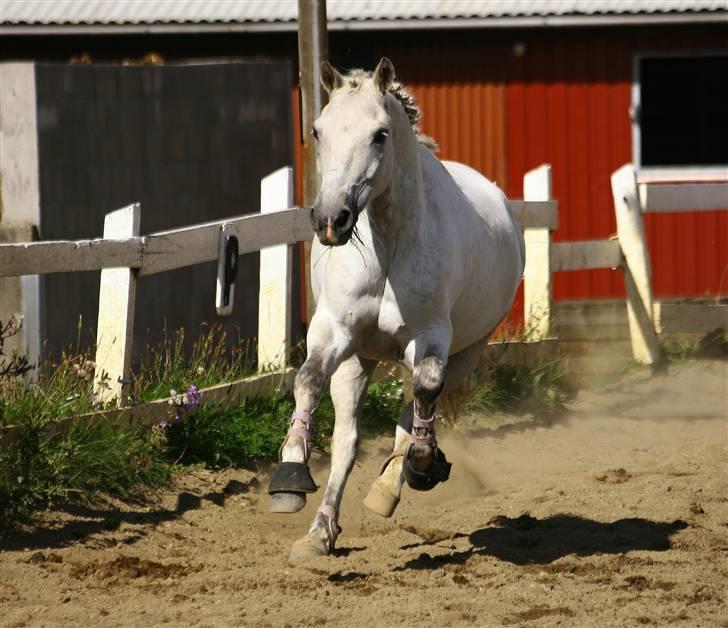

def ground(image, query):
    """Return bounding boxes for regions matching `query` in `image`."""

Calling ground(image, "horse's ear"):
[373,57,395,94]
[320,60,344,94]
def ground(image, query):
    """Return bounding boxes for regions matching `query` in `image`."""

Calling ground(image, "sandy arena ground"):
[1,359,726,627]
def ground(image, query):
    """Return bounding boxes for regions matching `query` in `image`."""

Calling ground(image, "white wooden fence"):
[1,162,725,412]
[523,162,727,365]
[0,166,560,407]
[1,167,307,405]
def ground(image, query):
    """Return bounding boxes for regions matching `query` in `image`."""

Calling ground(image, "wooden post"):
[258,168,294,371]
[298,0,329,322]
[523,164,553,340]
[611,164,662,365]
[94,204,140,406]
[1,63,43,368]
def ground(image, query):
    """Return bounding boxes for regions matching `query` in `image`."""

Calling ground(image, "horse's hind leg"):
[364,338,489,516]
[289,355,377,560]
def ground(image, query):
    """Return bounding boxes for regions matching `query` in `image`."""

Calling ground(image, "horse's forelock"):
[339,70,420,128]
[333,68,436,152]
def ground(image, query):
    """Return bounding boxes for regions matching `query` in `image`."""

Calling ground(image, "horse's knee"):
[293,356,327,400]
[413,356,446,416]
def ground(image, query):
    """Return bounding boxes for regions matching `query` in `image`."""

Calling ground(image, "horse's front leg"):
[403,333,453,491]
[268,313,351,513]
[365,337,488,516]
[289,354,377,560]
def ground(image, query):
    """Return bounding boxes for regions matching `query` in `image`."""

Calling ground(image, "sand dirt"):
[1,359,726,627]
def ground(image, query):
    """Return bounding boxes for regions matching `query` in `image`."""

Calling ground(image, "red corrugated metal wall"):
[299,28,727,328]
[407,82,506,191]
[505,30,728,303]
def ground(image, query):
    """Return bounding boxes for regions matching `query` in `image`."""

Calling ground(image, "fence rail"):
[0,206,311,278]
[1,162,725,413]
[519,162,727,365]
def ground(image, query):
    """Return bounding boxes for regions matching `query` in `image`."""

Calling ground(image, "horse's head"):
[309,58,396,246]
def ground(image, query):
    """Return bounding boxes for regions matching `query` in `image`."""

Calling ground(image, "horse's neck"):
[368,99,427,259]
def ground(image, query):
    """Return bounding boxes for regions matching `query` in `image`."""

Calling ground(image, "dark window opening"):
[639,55,728,167]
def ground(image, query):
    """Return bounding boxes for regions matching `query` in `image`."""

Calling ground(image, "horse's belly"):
[449,260,521,353]
[449,298,505,353]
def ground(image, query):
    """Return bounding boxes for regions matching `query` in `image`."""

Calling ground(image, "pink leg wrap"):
[285,410,313,460]
[318,504,342,546]
[409,410,437,447]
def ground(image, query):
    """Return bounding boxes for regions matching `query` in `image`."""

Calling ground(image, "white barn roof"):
[2,0,726,33]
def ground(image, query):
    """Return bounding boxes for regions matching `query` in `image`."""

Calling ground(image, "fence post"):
[93,203,140,406]
[258,167,294,371]
[1,63,43,368]
[523,164,553,340]
[611,164,661,365]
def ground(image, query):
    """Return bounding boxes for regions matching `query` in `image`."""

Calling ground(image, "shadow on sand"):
[395,513,688,570]
[0,477,259,552]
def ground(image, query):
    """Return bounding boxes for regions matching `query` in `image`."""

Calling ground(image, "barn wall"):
[504,28,728,303]
[3,26,726,328]
[33,61,296,359]
[318,25,728,331]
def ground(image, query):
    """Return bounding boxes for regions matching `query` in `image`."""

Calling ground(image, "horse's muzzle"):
[310,207,356,246]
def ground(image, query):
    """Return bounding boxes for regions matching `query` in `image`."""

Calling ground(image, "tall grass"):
[164,380,403,468]
[0,421,169,525]
[1,316,575,526]
[462,360,575,416]
[0,322,255,524]
[132,324,255,403]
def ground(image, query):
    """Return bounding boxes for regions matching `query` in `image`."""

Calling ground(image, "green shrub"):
[463,360,575,416]
[1,312,576,526]
[164,379,403,469]
[0,421,169,526]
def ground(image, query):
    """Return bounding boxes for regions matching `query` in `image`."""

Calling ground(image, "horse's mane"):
[342,69,439,152]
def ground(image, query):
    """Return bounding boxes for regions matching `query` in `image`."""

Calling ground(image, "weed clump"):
[0,421,169,525]
[0,316,574,527]
[163,380,403,468]
[464,360,575,416]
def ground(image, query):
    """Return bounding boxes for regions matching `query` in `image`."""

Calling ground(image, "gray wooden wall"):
[31,60,298,362]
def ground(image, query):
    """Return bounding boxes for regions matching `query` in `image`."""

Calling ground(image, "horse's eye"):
[372,129,389,146]
[312,127,320,142]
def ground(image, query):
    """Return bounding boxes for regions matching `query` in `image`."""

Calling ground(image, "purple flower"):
[90,392,102,410]
[185,385,203,409]
[163,383,204,427]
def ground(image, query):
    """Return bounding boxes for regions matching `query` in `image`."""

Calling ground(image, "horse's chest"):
[377,296,407,340]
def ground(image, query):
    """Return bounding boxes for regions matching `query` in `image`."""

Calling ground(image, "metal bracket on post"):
[216,224,239,316]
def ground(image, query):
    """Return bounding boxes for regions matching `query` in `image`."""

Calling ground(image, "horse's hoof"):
[288,532,329,561]
[407,442,434,470]
[363,482,400,518]
[268,462,318,495]
[269,491,306,513]
[403,446,451,492]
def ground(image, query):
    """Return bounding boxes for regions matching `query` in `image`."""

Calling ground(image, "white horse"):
[268,58,525,559]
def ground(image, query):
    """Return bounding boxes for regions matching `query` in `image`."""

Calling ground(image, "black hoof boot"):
[268,462,318,513]
[403,447,451,491]
[268,462,318,494]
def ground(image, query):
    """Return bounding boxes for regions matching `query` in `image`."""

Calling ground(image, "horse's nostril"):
[334,209,352,231]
